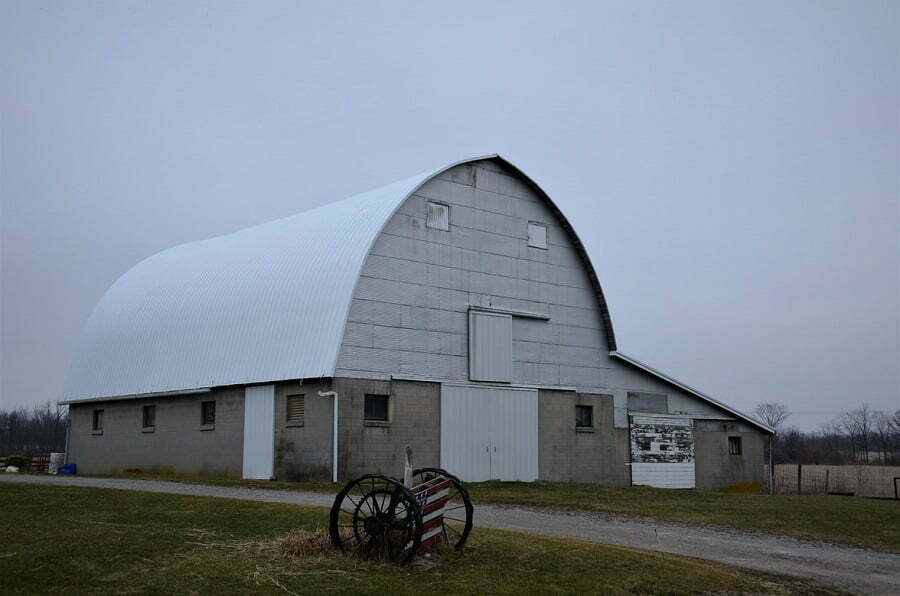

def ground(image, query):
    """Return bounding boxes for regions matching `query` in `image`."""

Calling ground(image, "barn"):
[62,155,773,489]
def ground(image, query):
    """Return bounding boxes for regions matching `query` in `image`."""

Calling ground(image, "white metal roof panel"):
[63,163,461,401]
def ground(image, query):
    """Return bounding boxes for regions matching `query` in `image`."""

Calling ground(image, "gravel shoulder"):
[3,474,898,594]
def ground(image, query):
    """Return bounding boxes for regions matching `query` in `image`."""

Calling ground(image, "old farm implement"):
[329,467,473,564]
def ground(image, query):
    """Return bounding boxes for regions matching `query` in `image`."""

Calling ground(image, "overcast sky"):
[2,1,897,430]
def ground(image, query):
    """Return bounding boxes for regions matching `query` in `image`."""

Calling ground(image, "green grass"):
[464,481,900,553]
[0,483,833,595]
[86,471,900,553]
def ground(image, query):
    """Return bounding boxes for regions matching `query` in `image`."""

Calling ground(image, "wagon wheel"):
[329,474,423,564]
[412,467,474,550]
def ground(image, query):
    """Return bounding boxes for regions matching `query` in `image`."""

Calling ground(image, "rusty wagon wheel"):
[329,474,423,565]
[412,467,474,550]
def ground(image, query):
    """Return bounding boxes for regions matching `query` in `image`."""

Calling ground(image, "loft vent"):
[426,201,450,231]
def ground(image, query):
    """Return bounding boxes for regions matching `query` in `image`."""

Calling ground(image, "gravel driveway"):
[3,474,898,594]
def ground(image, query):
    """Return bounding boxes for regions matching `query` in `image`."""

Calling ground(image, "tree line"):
[755,402,900,465]
[0,402,68,456]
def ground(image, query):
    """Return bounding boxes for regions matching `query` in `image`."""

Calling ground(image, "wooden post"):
[825,469,830,494]
[797,463,802,495]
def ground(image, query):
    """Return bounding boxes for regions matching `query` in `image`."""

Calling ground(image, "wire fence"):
[765,464,900,499]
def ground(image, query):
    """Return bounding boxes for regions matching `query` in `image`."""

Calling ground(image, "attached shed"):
[63,155,773,489]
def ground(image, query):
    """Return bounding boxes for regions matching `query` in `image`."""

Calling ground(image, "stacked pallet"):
[30,454,50,473]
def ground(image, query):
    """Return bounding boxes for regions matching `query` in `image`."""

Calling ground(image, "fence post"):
[797,463,802,495]
[768,436,775,495]
[825,469,830,494]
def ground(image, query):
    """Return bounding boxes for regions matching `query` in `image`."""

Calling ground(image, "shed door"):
[629,415,695,489]
[243,384,275,480]
[440,384,538,482]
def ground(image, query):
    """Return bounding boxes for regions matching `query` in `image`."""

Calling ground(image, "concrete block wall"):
[335,378,440,480]
[693,420,765,489]
[67,386,244,476]
[538,390,630,485]
[273,379,333,481]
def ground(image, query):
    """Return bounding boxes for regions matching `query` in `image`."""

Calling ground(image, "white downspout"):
[318,391,338,483]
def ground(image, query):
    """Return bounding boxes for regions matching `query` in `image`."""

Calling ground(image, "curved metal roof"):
[63,155,618,401]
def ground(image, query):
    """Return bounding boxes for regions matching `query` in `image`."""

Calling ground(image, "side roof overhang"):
[609,351,775,435]
[63,154,617,402]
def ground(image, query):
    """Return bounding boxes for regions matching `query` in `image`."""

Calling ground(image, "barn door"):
[440,384,538,482]
[629,415,695,489]
[243,384,275,480]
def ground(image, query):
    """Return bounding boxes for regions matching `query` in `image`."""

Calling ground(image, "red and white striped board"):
[412,475,452,551]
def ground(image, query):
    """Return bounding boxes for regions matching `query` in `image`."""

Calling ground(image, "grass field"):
[86,471,900,552]
[0,483,833,595]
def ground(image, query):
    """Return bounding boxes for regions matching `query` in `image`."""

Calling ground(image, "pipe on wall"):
[318,391,338,483]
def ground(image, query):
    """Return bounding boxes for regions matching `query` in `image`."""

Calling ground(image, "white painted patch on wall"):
[630,414,696,489]
[631,463,696,489]
[243,384,275,480]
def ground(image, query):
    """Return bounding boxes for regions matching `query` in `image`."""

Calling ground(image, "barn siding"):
[693,420,766,489]
[336,159,614,389]
[334,378,441,480]
[66,386,245,476]
[537,390,630,485]
[273,379,333,481]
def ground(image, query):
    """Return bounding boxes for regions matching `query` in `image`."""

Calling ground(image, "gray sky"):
[2,1,897,430]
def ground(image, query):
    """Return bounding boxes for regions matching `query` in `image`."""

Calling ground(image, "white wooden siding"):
[468,310,512,382]
[631,463,696,489]
[440,384,538,482]
[630,414,696,489]
[242,384,275,480]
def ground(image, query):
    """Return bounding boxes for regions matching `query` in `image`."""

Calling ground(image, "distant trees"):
[755,402,900,465]
[0,401,68,456]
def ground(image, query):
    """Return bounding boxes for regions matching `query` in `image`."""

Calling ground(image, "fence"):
[765,464,900,499]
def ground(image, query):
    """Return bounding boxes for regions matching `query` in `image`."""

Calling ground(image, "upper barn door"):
[629,414,695,489]
[441,384,538,482]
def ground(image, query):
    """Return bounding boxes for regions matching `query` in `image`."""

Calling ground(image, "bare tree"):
[754,402,791,431]
[841,404,874,464]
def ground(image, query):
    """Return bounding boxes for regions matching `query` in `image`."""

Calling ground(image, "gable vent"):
[426,201,450,231]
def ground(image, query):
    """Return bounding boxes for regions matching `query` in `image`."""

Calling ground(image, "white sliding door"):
[441,384,538,482]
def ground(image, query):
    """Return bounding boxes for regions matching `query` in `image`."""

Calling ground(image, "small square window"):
[286,394,305,423]
[527,222,548,249]
[142,405,156,428]
[728,436,742,455]
[426,201,450,231]
[575,405,593,428]
[364,394,389,422]
[92,409,104,431]
[201,401,216,426]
